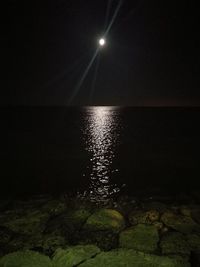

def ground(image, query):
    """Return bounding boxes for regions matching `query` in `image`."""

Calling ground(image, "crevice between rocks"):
[73,251,101,267]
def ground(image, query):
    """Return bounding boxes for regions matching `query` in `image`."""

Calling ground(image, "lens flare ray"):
[68,48,99,104]
[68,0,123,105]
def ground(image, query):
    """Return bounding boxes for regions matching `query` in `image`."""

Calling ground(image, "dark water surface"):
[2,106,200,201]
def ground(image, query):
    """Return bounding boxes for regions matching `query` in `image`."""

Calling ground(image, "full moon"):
[99,38,105,46]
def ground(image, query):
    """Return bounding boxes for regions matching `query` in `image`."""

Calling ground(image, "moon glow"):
[99,38,105,46]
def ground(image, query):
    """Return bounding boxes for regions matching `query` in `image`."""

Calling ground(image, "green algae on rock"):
[78,229,119,251]
[161,211,200,234]
[41,200,67,216]
[160,232,191,256]
[0,250,52,267]
[119,224,159,253]
[1,210,49,235]
[4,233,43,253]
[79,209,125,250]
[129,209,160,226]
[0,226,13,246]
[143,201,168,213]
[40,234,68,255]
[191,209,200,224]
[186,234,200,252]
[83,209,125,232]
[44,208,92,246]
[78,249,191,267]
[52,245,100,267]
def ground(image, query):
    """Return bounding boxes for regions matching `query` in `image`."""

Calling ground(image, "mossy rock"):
[41,200,67,216]
[180,206,193,217]
[52,245,100,267]
[41,234,68,255]
[161,211,200,234]
[143,201,168,213]
[79,209,125,250]
[119,224,159,253]
[179,205,200,223]
[129,210,149,225]
[0,226,13,245]
[4,234,42,253]
[160,232,191,256]
[1,210,49,235]
[83,209,125,232]
[45,208,91,242]
[191,209,200,224]
[187,234,200,252]
[129,210,159,225]
[0,250,52,267]
[78,229,119,251]
[4,233,67,256]
[78,249,191,267]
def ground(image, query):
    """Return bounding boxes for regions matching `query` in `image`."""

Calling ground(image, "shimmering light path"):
[83,106,121,202]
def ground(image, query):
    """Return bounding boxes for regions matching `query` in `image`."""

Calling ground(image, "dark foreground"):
[1,193,200,266]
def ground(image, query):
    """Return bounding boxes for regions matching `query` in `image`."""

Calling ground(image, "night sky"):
[2,0,200,106]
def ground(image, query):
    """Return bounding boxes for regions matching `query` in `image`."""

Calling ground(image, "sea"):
[1,106,200,202]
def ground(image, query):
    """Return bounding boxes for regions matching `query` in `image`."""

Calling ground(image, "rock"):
[179,205,200,225]
[143,201,168,212]
[191,209,200,224]
[0,226,13,245]
[4,233,46,253]
[3,235,33,253]
[13,195,52,210]
[160,232,190,256]
[78,229,119,251]
[0,250,52,267]
[83,209,125,232]
[129,210,159,225]
[41,200,67,216]
[52,245,100,267]
[180,206,193,217]
[79,209,125,250]
[146,210,160,222]
[3,232,67,256]
[160,226,169,235]
[12,233,68,256]
[187,234,200,252]
[41,234,68,255]
[0,210,49,235]
[113,196,139,216]
[45,208,91,242]
[152,221,164,231]
[78,249,191,267]
[129,210,147,225]
[119,224,159,253]
[161,211,200,234]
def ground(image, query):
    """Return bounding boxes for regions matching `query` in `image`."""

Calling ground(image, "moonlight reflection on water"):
[83,106,121,202]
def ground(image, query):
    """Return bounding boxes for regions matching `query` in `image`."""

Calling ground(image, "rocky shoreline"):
[0,193,200,266]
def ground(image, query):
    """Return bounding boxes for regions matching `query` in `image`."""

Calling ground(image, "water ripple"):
[82,106,121,203]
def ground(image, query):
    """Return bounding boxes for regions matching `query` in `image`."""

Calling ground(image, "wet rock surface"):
[119,224,159,253]
[79,249,190,267]
[0,194,200,266]
[0,250,52,267]
[52,245,100,267]
[161,211,200,234]
[160,232,190,256]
